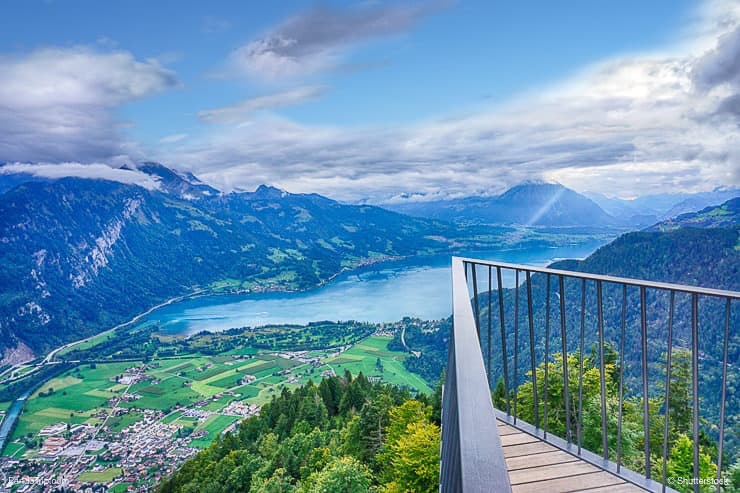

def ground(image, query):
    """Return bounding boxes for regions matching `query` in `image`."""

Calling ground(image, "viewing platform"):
[440,257,738,493]
[497,419,645,492]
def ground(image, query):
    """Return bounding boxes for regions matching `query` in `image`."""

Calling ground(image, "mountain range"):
[647,197,740,231]
[1,163,737,364]
[0,165,461,362]
[385,182,740,229]
[584,188,740,226]
[384,182,619,227]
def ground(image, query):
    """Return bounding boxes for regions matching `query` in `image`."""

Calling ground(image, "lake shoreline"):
[143,239,609,336]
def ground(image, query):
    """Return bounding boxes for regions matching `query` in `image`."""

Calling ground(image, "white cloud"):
[0,47,177,163]
[198,85,326,124]
[0,162,161,190]
[230,3,437,81]
[165,1,739,201]
[4,2,738,202]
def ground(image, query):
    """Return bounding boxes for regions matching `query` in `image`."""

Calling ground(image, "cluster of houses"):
[112,365,153,386]
[221,401,259,418]
[1,406,210,491]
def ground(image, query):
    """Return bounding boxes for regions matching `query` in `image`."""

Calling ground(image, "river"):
[0,390,30,454]
[139,240,607,336]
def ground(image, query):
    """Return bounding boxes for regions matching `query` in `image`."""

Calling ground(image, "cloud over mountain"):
[1,2,738,202]
[164,2,739,202]
[0,162,161,190]
[0,47,177,163]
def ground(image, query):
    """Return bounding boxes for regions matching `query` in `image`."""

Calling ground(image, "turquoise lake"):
[141,240,607,335]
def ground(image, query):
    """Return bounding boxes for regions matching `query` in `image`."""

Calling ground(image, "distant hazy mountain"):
[647,197,739,231]
[662,192,740,220]
[584,188,740,225]
[0,165,457,360]
[386,182,617,227]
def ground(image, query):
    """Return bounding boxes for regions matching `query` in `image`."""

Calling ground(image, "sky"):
[0,0,738,201]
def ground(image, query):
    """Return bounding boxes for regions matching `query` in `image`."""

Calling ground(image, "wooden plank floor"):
[498,420,647,492]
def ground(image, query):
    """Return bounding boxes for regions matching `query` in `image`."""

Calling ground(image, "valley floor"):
[0,333,428,492]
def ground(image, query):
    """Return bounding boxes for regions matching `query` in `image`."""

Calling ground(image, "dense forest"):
[158,372,442,493]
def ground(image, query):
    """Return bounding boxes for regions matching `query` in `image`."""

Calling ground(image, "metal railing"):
[440,257,512,492]
[441,256,739,493]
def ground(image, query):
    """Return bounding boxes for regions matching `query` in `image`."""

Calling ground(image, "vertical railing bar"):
[487,266,493,383]
[472,263,480,338]
[497,266,511,416]
[617,284,626,472]
[597,280,608,461]
[716,298,730,493]
[544,274,551,438]
[661,290,675,493]
[526,271,539,428]
[640,285,651,479]
[514,269,519,424]
[559,274,572,444]
[578,278,586,454]
[691,293,699,493]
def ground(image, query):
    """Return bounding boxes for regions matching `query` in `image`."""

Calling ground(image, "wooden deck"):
[498,420,647,492]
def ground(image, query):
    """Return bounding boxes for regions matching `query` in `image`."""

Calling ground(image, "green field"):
[209,371,245,389]
[5,331,432,458]
[12,362,135,438]
[197,414,239,435]
[191,365,231,381]
[162,411,182,424]
[189,414,240,448]
[326,336,432,394]
[77,467,123,483]
[224,347,259,356]
[231,384,260,400]
[126,375,200,410]
[106,410,145,433]
[237,360,278,373]
[110,483,133,493]
[58,331,116,357]
[2,441,26,458]
[164,361,195,373]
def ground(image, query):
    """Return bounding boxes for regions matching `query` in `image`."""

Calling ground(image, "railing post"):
[439,258,512,492]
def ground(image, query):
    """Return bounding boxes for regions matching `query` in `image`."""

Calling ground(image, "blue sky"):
[0,0,738,200]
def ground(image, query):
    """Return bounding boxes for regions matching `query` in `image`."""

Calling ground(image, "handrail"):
[455,257,740,299]
[460,257,737,493]
[439,257,512,492]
